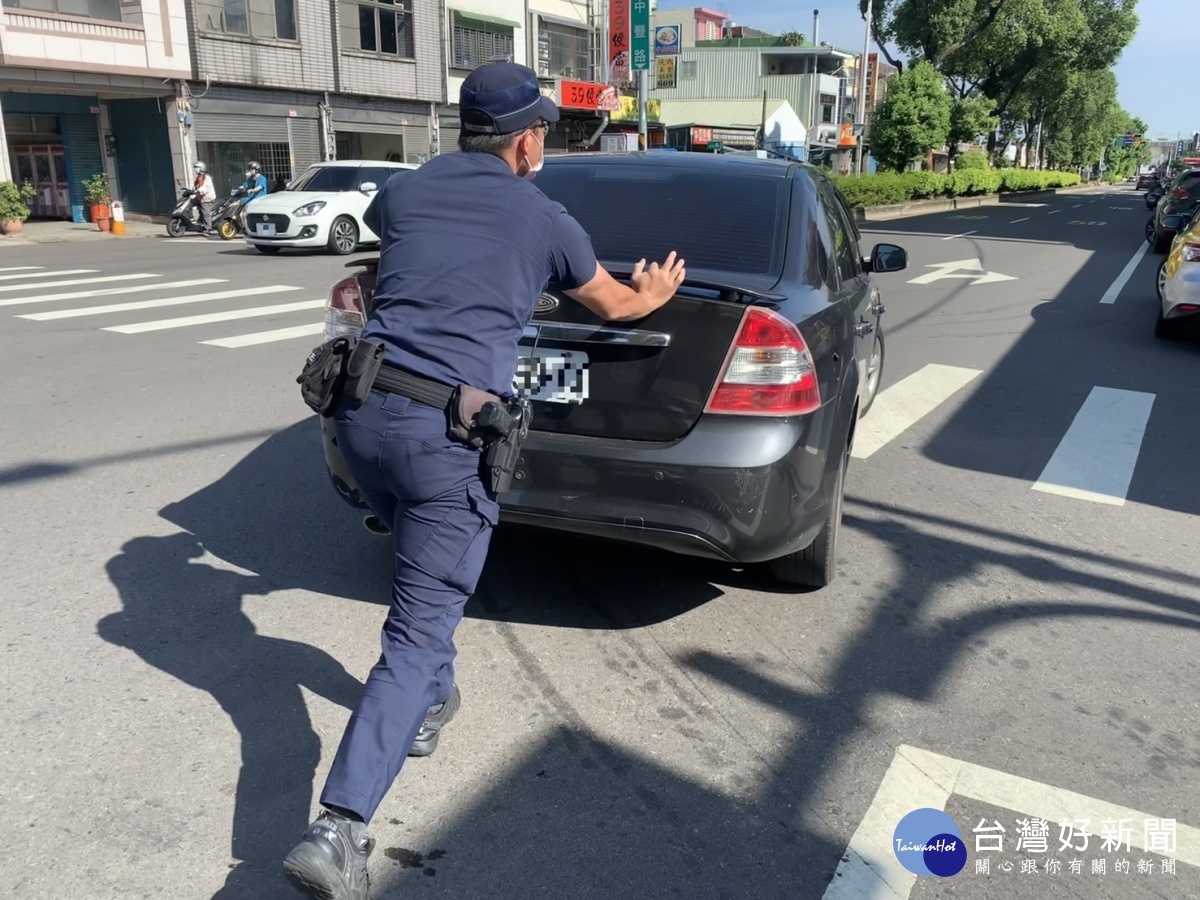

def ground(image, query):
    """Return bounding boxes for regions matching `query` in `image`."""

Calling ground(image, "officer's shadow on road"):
[96,418,724,899]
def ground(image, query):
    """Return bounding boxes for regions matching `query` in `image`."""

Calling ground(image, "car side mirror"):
[360,182,377,193]
[869,243,908,273]
[1162,214,1186,231]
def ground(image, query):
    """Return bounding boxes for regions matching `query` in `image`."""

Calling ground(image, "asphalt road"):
[1,186,1197,900]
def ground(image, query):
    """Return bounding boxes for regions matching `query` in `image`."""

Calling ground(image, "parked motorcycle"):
[213,186,250,240]
[1146,182,1167,209]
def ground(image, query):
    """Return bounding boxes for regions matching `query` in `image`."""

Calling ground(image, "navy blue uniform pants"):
[320,389,498,824]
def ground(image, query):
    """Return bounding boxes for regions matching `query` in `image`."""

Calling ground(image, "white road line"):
[1047,209,1062,215]
[0,279,224,308]
[104,299,326,333]
[0,269,97,282]
[1073,204,1082,208]
[941,231,977,241]
[1009,217,1029,224]
[1032,386,1154,505]
[850,364,984,460]
[1099,243,1150,304]
[18,285,305,320]
[822,744,1200,900]
[201,322,325,348]
[0,266,43,272]
[0,273,158,294]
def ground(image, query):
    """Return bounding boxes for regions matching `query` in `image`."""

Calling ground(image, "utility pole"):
[855,0,871,175]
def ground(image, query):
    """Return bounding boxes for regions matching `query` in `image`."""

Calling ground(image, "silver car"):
[1156,210,1200,340]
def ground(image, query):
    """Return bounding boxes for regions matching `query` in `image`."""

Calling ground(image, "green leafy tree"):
[947,95,999,159]
[869,60,953,171]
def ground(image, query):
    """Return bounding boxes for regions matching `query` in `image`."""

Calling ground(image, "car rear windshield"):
[290,166,358,192]
[533,162,790,277]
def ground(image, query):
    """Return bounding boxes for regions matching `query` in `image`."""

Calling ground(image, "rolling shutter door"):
[192,114,290,144]
[288,118,322,174]
[104,99,175,216]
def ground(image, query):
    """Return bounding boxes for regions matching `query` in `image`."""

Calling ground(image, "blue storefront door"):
[107,99,175,216]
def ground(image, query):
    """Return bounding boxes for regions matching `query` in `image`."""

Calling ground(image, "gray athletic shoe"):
[408,683,461,757]
[283,809,374,900]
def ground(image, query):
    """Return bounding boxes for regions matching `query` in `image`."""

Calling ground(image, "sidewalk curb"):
[853,183,1112,224]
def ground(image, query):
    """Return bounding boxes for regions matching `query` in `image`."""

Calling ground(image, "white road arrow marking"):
[907,259,1018,286]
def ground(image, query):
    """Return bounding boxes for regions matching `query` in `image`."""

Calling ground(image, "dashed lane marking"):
[850,364,984,460]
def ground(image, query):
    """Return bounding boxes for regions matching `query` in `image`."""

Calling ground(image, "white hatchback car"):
[242,160,417,256]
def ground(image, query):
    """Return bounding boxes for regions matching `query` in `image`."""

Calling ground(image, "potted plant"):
[0,180,35,235]
[83,173,112,231]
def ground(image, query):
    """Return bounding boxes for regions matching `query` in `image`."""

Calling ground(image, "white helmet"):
[194,161,207,172]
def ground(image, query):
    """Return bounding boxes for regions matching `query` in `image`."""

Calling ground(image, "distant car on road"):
[1136,172,1159,191]
[243,160,417,256]
[316,152,909,589]
[1155,210,1200,339]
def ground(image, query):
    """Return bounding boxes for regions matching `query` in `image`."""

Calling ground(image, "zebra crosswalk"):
[0,264,325,348]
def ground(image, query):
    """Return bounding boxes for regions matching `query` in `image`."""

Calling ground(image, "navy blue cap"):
[459,62,561,135]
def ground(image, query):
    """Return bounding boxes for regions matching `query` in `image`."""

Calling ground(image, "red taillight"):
[325,275,366,339]
[704,306,821,416]
[1172,187,1189,200]
[1182,242,1200,263]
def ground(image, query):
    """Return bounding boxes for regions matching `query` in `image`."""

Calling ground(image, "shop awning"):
[451,9,522,29]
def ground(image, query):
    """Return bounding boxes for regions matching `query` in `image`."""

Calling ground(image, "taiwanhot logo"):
[893,808,967,877]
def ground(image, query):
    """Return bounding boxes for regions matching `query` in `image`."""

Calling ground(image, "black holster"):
[295,336,385,416]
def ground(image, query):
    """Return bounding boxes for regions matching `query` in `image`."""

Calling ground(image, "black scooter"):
[213,186,250,240]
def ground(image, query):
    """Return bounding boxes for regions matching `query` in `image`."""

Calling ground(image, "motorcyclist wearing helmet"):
[240,161,269,205]
[193,161,216,232]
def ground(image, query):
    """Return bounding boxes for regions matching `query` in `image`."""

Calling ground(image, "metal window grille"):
[194,0,297,40]
[680,60,698,79]
[452,23,513,69]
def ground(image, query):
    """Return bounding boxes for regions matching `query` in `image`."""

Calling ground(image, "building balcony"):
[0,2,190,79]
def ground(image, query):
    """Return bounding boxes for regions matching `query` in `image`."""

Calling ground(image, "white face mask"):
[522,132,545,180]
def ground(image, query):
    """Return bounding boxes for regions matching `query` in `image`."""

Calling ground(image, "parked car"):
[1146,167,1200,251]
[242,160,417,256]
[315,153,908,589]
[1155,210,1200,339]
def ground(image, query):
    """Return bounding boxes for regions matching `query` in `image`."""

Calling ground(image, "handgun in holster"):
[482,397,532,495]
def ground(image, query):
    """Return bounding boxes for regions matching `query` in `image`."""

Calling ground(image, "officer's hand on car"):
[631,250,687,306]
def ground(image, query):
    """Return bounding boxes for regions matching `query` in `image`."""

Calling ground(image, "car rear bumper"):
[320,399,845,565]
[1163,265,1200,319]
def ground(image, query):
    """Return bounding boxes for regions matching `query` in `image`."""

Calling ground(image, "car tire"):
[767,438,847,589]
[255,245,281,255]
[859,328,885,419]
[328,216,359,255]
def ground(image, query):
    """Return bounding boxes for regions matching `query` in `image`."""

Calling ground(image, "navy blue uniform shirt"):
[360,151,599,397]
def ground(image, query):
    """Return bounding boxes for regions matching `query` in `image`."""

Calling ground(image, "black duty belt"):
[371,362,455,410]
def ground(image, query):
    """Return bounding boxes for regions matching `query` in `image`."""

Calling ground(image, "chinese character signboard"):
[557,79,607,111]
[630,0,651,72]
[609,0,630,82]
[654,25,681,56]
[609,96,661,123]
[655,56,677,89]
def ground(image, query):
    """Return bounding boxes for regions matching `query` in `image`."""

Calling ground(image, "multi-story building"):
[652,6,729,47]
[1,0,193,221]
[648,36,859,158]
[528,0,606,151]
[182,0,443,198]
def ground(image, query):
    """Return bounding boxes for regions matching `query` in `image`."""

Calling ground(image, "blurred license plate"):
[513,348,589,404]
[255,223,276,237]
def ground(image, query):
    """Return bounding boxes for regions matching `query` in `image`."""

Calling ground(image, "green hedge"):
[831,168,1083,208]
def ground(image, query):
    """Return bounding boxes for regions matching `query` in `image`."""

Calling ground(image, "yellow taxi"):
[1156,210,1200,339]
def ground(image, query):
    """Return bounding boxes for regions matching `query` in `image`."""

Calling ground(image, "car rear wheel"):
[328,216,359,255]
[767,438,847,589]
[859,329,885,418]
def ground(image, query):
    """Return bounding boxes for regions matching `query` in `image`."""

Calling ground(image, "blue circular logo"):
[892,809,967,877]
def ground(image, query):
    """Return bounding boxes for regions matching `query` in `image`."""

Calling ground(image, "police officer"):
[282,61,685,900]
